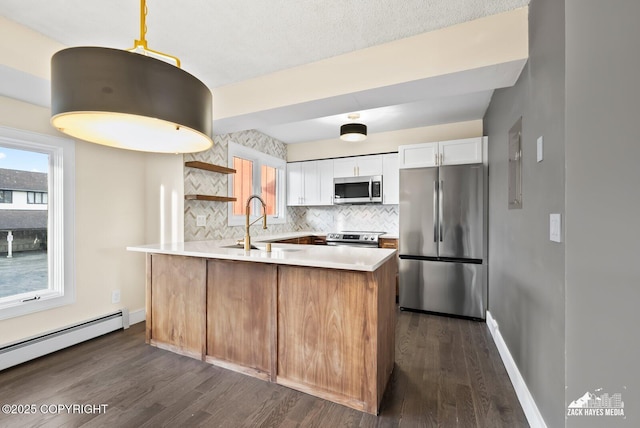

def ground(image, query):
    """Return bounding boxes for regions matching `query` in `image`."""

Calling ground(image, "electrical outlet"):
[196,215,206,227]
[111,290,121,304]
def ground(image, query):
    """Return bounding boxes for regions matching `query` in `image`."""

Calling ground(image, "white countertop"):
[127,234,396,272]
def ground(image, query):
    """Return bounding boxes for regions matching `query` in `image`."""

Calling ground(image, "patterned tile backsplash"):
[184,130,398,241]
[292,205,398,235]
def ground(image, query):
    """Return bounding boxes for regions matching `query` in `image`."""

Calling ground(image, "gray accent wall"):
[483,0,566,426]
[486,0,640,426]
[565,1,640,427]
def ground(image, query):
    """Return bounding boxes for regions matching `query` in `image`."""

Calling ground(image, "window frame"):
[0,189,12,204]
[227,142,286,227]
[27,191,47,205]
[0,126,75,320]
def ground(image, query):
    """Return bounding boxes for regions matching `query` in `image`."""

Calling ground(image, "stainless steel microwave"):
[334,175,383,204]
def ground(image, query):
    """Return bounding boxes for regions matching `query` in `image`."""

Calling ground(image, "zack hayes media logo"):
[567,388,625,418]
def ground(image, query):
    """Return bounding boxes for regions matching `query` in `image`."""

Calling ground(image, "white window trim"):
[227,142,286,227]
[0,126,75,320]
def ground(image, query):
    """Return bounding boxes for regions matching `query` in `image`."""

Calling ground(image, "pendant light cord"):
[127,0,181,68]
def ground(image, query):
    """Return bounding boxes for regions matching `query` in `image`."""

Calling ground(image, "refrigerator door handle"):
[433,180,439,242]
[439,180,444,242]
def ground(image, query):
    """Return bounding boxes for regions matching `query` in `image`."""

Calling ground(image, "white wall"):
[0,95,179,345]
[144,153,185,245]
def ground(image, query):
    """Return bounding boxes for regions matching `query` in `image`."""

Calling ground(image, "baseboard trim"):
[129,308,146,325]
[0,310,127,371]
[486,311,547,428]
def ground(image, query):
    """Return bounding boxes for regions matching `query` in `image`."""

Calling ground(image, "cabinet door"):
[357,155,383,176]
[302,161,320,205]
[207,259,277,379]
[333,157,357,177]
[398,142,438,169]
[440,137,483,165]
[287,162,304,206]
[150,254,206,360]
[378,238,398,249]
[382,153,399,204]
[317,159,334,205]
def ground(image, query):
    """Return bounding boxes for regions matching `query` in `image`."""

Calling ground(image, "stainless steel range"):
[325,231,386,247]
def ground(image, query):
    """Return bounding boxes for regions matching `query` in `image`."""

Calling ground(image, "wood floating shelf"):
[185,161,236,202]
[185,161,236,174]
[185,195,237,202]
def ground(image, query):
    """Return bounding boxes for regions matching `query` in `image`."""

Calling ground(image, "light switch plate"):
[550,213,561,242]
[196,215,206,227]
[537,136,543,162]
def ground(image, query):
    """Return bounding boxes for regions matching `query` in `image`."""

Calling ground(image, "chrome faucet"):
[244,194,267,251]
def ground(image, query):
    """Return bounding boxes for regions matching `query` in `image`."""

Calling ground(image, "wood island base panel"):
[144,253,397,415]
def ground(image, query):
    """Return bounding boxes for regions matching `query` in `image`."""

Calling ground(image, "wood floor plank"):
[0,310,528,428]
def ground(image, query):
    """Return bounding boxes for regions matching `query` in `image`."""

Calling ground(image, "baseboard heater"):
[0,309,129,372]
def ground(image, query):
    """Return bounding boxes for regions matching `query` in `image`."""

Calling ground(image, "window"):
[0,126,75,320]
[227,142,286,226]
[27,191,47,204]
[0,190,12,203]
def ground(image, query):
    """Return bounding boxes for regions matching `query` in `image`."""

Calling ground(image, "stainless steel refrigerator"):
[398,163,486,319]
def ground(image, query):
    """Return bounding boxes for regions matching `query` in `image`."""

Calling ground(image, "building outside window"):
[0,126,75,320]
[0,156,49,302]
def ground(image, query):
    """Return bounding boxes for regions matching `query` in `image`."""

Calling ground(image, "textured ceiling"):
[0,0,530,143]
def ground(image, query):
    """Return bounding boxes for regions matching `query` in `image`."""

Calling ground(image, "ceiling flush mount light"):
[340,113,367,142]
[50,0,213,153]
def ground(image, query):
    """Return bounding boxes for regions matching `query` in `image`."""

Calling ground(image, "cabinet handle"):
[434,153,438,165]
[440,153,444,165]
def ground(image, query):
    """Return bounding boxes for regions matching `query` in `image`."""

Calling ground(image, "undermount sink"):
[220,244,301,253]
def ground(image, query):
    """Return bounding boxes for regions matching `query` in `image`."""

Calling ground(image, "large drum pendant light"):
[50,1,213,153]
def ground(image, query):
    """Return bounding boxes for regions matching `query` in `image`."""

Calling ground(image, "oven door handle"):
[326,242,378,248]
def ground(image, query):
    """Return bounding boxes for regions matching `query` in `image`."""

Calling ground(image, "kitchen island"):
[127,237,397,415]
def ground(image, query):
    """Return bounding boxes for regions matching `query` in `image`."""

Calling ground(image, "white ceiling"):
[0,0,529,144]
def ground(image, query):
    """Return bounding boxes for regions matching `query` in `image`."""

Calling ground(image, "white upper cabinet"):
[287,162,305,206]
[382,153,399,205]
[398,142,439,168]
[439,137,483,166]
[398,137,483,169]
[316,159,334,206]
[287,160,334,206]
[333,154,383,177]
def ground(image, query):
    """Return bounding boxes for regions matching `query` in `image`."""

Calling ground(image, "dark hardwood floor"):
[0,309,528,428]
